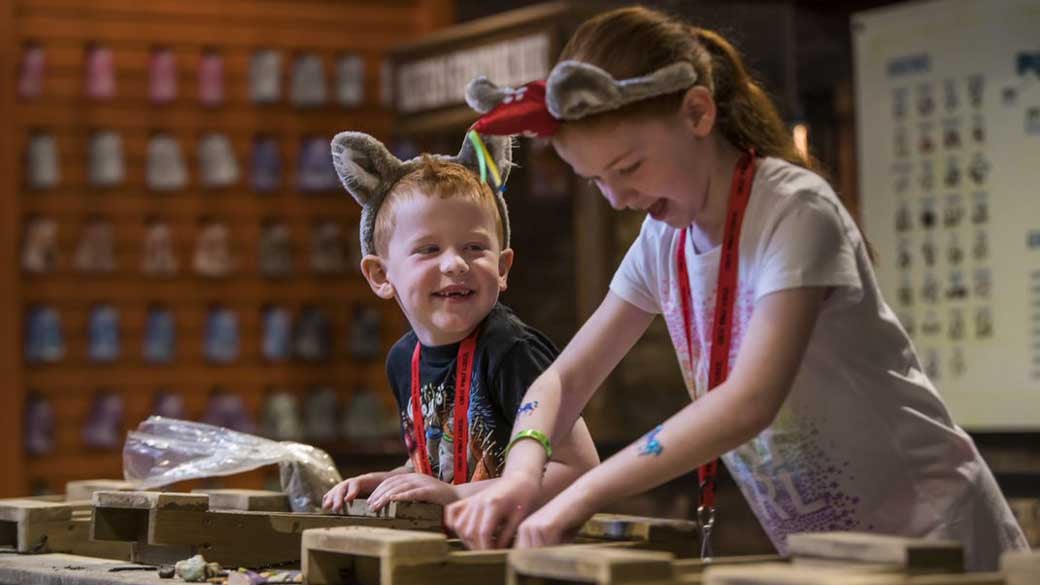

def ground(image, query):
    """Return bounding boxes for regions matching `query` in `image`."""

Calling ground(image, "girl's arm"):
[515,286,827,547]
[452,416,598,504]
[366,417,598,510]
[445,291,656,549]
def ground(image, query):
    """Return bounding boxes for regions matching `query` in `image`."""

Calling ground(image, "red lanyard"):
[409,330,477,485]
[676,150,756,510]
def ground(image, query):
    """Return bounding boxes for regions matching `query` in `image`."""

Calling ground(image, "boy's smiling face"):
[362,193,513,347]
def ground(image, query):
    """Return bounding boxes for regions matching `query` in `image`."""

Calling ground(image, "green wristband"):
[504,429,552,460]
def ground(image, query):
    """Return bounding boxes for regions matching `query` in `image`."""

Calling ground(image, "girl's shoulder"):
[754,157,837,205]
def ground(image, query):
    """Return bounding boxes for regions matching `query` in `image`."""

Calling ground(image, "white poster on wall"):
[853,0,1040,430]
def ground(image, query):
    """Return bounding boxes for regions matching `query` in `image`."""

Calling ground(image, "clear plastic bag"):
[123,416,341,512]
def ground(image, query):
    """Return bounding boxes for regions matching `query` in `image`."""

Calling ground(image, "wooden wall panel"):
[5,0,447,496]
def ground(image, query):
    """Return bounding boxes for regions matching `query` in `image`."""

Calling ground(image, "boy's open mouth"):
[433,285,475,299]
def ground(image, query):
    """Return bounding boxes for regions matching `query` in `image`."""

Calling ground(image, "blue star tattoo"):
[517,401,539,416]
[638,425,663,457]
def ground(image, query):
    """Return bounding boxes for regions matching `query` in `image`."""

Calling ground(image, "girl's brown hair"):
[559,5,820,172]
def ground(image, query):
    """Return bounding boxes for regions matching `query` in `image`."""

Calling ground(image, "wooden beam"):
[0,0,25,501]
[0,498,131,559]
[191,488,290,512]
[1002,549,1040,585]
[786,532,964,574]
[65,479,136,502]
[508,546,676,585]
[579,514,699,558]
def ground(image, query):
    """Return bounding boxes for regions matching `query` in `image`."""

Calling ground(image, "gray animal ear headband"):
[465,60,699,137]
[330,131,513,256]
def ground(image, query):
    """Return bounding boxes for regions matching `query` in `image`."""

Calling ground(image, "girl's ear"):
[330,131,406,207]
[360,254,395,300]
[680,85,717,138]
[465,76,511,114]
[547,60,698,120]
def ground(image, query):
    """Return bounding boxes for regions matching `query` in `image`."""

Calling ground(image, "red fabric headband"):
[469,80,560,138]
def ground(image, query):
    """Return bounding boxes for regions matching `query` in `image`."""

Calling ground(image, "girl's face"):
[551,91,719,229]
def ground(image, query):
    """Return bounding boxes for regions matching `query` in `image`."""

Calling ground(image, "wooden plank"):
[16,15,409,51]
[580,514,699,558]
[787,533,964,574]
[0,552,181,585]
[508,546,676,585]
[673,555,785,578]
[65,479,135,502]
[1001,549,1040,585]
[302,526,509,585]
[342,499,443,523]
[19,0,417,30]
[92,490,208,511]
[0,498,131,558]
[15,103,390,132]
[193,488,290,512]
[0,0,25,501]
[147,508,443,565]
[704,563,1001,585]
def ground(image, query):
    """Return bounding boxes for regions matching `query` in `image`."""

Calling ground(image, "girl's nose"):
[599,180,636,210]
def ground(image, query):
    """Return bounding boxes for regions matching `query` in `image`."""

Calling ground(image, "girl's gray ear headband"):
[465,60,698,135]
[330,132,513,256]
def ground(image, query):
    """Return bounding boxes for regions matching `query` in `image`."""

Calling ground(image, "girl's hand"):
[366,473,459,510]
[322,472,387,513]
[445,475,541,549]
[515,490,595,548]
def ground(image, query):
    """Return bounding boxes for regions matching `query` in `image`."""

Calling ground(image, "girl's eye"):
[466,243,487,252]
[617,161,642,176]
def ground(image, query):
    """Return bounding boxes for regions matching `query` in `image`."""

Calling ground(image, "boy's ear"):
[330,131,406,207]
[360,254,395,300]
[497,248,515,292]
[681,86,717,138]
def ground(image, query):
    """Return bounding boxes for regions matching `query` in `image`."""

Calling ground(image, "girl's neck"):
[689,140,744,253]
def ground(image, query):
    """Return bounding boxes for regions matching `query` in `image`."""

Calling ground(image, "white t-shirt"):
[610,156,1027,571]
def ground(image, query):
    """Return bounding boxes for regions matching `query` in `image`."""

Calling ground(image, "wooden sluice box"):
[88,489,699,568]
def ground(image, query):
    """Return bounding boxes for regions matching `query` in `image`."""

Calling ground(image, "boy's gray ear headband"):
[465,60,698,137]
[330,132,513,256]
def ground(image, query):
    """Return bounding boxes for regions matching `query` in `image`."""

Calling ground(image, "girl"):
[444,6,1027,571]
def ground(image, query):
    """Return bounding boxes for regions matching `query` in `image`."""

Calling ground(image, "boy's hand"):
[322,473,387,513]
[367,473,459,511]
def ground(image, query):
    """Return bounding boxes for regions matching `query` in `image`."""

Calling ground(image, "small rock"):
[175,555,209,582]
[158,566,175,579]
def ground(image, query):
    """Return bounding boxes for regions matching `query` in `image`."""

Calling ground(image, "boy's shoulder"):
[478,303,559,372]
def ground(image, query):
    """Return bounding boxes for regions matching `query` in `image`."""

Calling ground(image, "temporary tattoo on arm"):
[638,425,663,457]
[516,401,539,417]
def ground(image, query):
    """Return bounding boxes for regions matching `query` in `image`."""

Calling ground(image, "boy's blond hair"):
[373,155,505,256]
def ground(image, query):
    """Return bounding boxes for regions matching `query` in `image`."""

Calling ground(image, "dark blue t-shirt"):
[386,304,559,483]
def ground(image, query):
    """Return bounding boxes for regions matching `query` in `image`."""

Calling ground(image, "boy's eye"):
[414,245,439,255]
[617,161,642,176]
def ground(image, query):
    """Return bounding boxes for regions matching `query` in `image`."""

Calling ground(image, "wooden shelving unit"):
[2,0,454,497]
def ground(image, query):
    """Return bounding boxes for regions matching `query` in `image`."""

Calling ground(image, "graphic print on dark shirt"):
[386,304,558,483]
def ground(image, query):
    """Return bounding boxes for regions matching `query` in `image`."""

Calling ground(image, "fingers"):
[323,481,350,513]
[496,505,524,549]
[476,503,501,550]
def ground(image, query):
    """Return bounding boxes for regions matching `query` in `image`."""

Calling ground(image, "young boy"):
[322,131,598,514]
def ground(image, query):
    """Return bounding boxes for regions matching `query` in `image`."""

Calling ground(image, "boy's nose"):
[440,251,469,274]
